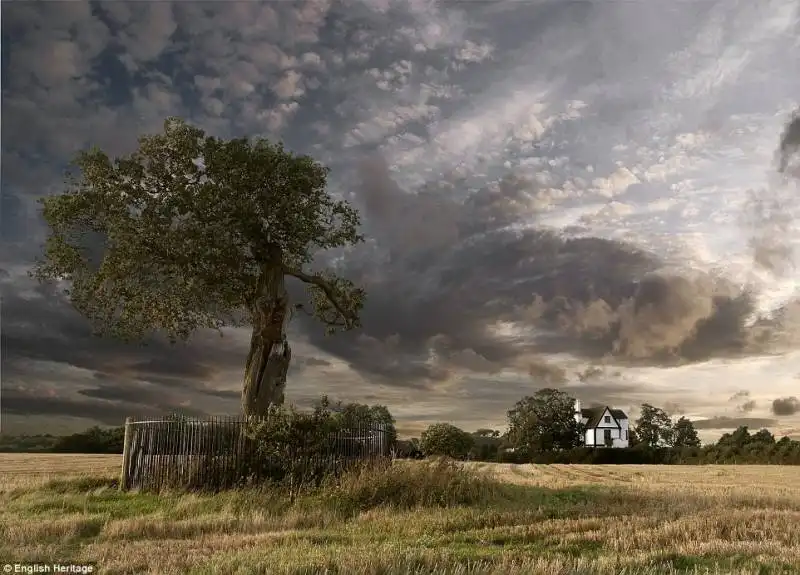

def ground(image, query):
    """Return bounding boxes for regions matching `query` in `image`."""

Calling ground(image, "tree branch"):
[282,266,361,329]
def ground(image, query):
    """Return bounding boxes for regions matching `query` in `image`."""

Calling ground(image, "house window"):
[604,415,611,423]
[625,429,628,440]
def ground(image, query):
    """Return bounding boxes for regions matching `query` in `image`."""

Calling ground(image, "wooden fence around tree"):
[119,415,392,492]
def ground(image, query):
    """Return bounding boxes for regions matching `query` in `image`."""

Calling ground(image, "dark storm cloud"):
[772,396,800,416]
[1,191,26,243]
[128,357,217,380]
[1,280,245,391]
[78,384,175,405]
[1,266,342,416]
[2,391,206,426]
[298,131,800,387]
[691,416,778,430]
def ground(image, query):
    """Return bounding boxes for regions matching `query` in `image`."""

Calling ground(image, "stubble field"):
[1,453,799,574]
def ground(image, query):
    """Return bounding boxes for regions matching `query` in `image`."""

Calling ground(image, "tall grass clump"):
[318,457,504,513]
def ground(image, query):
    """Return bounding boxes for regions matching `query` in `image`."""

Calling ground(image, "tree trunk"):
[242,263,291,418]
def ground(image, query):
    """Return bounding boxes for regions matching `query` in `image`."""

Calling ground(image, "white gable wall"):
[592,408,629,448]
[574,401,630,448]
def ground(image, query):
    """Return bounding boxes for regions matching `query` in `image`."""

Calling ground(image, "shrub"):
[419,423,474,459]
[238,402,343,494]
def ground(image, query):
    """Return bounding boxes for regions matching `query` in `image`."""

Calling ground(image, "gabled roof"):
[609,409,628,421]
[579,406,627,428]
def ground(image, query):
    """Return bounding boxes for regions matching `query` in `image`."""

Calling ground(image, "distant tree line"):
[3,389,799,464]
[0,397,396,456]
[0,426,126,454]
[397,389,800,465]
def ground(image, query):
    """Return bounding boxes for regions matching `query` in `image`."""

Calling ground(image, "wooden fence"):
[119,415,392,492]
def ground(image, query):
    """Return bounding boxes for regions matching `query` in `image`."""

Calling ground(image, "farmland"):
[1,454,800,574]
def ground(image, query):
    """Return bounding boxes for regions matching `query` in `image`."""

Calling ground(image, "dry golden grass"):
[0,453,120,491]
[474,461,800,499]
[2,456,800,574]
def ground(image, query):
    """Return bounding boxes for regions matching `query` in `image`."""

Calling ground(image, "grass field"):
[1,454,800,574]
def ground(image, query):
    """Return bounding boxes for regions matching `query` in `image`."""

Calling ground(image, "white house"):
[574,399,629,448]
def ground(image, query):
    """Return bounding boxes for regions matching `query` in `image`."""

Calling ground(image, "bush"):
[419,423,474,459]
[241,403,342,493]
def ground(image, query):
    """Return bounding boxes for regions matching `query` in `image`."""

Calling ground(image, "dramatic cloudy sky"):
[3,0,800,441]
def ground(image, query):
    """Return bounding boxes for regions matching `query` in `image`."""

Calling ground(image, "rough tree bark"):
[241,262,292,418]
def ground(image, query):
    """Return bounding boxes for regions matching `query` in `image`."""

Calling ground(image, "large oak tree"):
[33,118,366,417]
[507,388,584,453]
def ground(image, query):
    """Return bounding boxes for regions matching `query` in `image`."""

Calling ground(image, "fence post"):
[119,417,133,491]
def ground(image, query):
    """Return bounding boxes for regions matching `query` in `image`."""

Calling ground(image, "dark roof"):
[609,409,628,421]
[579,406,627,428]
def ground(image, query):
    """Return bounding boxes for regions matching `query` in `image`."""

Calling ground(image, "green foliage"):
[241,400,343,493]
[394,438,423,459]
[32,117,365,343]
[718,426,752,449]
[419,423,475,460]
[634,403,674,448]
[752,428,776,444]
[50,426,125,454]
[320,396,398,445]
[671,417,701,448]
[0,434,59,453]
[487,420,800,466]
[469,429,505,462]
[506,388,583,453]
[226,397,397,495]
[0,426,122,455]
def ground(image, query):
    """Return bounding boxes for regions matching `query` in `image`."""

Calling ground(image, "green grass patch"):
[8,486,170,520]
[42,476,119,493]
